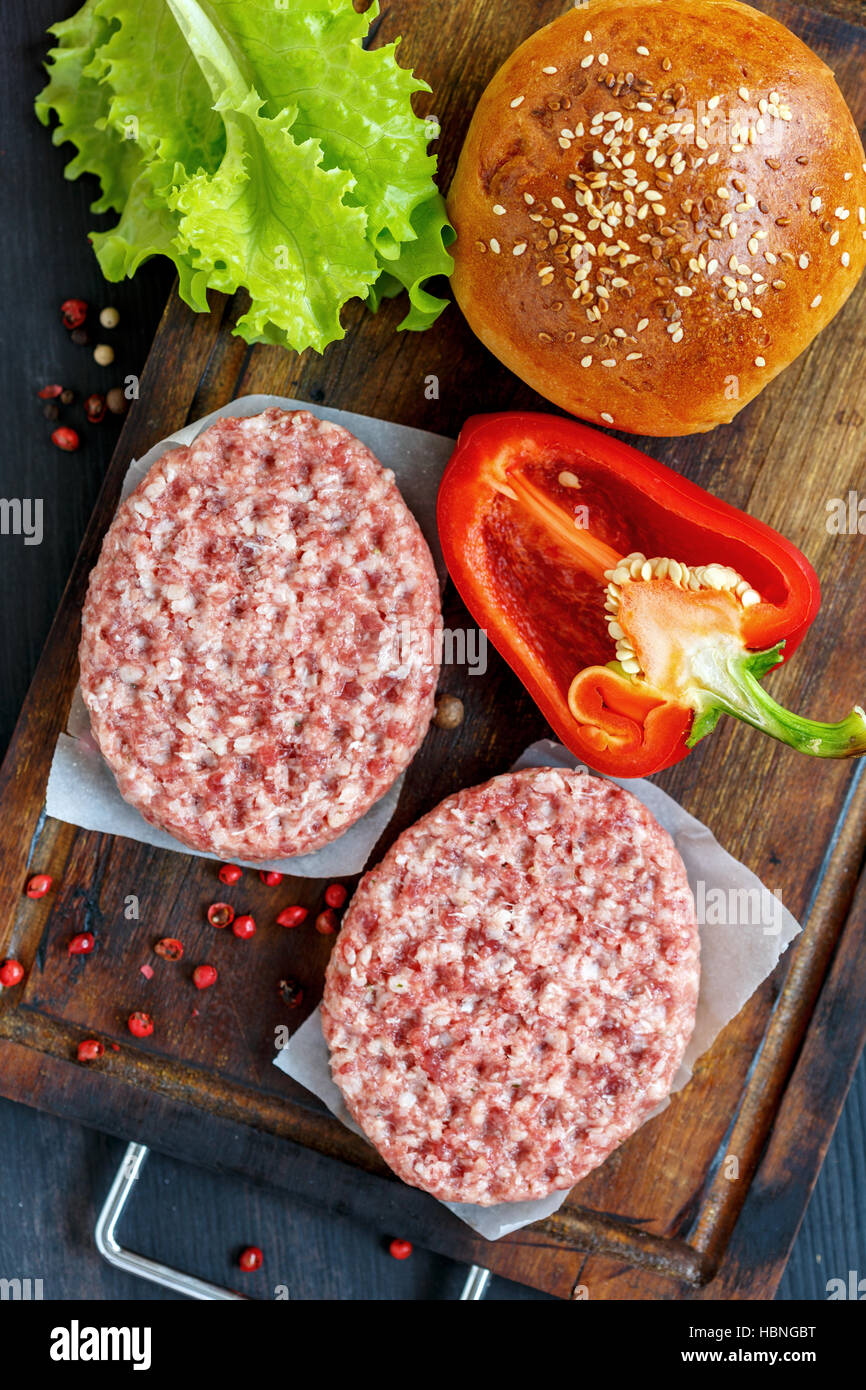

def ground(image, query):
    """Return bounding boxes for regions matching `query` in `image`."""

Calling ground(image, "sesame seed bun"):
[447,0,866,435]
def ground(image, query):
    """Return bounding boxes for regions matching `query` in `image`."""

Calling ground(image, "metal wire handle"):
[95,1142,492,1301]
[95,1143,246,1300]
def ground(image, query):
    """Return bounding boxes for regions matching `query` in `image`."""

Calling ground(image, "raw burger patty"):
[79,409,441,860]
[323,767,699,1205]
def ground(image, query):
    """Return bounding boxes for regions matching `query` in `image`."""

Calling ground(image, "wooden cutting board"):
[2,0,865,1300]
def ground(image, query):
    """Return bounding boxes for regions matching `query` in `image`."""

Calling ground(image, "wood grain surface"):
[1,0,865,1300]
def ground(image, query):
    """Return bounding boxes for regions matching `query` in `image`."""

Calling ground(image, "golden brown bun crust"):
[448,0,866,435]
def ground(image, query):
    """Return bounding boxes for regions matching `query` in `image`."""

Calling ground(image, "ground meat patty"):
[79,409,441,860]
[323,767,699,1205]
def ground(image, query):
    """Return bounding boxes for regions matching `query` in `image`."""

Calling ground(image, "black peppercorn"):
[279,978,304,1009]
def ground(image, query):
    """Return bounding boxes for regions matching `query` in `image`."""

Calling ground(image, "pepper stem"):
[686,642,866,758]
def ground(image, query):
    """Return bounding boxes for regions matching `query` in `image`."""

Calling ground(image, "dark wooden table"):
[0,0,862,1300]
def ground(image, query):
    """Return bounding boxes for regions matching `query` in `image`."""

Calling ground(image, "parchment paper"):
[45,396,454,877]
[275,739,801,1240]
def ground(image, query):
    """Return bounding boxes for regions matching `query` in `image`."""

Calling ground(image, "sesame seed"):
[636,100,653,112]
[493,204,506,215]
[490,238,500,253]
[738,86,750,100]
[810,196,822,212]
[584,30,592,41]
[598,53,609,66]
[601,357,616,366]
[835,207,850,220]
[708,94,722,109]
[842,251,851,267]
[601,412,614,423]
[674,285,693,296]
[844,171,853,180]
[637,45,650,56]
[748,237,759,254]
[513,243,527,255]
[830,230,839,246]
[580,355,593,367]
[811,294,822,308]
[625,352,643,361]
[860,208,866,224]
[510,95,524,108]
[580,54,594,68]
[755,356,766,367]
[542,65,557,74]
[798,253,809,269]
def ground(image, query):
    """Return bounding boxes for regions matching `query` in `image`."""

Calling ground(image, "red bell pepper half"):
[437,412,866,777]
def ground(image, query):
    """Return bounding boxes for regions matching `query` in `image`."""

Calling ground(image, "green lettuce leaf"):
[35,0,452,353]
[199,0,438,253]
[163,0,378,351]
[35,0,140,214]
[171,92,378,351]
[86,0,225,178]
[369,194,455,330]
[90,159,211,314]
